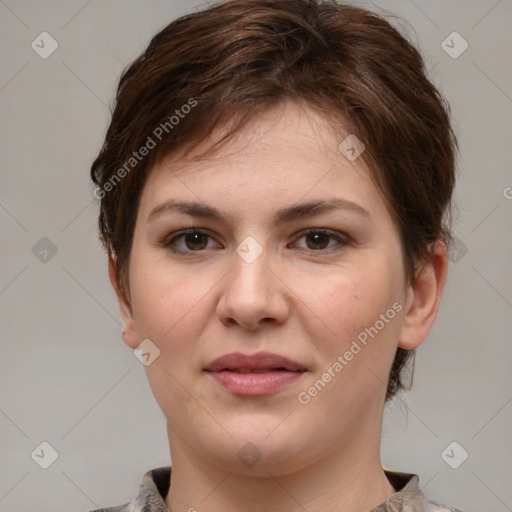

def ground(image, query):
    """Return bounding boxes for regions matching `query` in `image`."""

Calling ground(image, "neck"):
[165,423,395,512]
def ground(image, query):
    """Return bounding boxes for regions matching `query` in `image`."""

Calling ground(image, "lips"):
[204,351,306,396]
[205,351,306,373]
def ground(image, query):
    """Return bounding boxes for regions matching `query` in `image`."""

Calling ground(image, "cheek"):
[130,263,215,416]
[302,262,400,338]
[300,270,403,409]
[298,258,405,401]
[129,258,216,359]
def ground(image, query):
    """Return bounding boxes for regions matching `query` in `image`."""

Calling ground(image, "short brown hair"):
[90,0,457,401]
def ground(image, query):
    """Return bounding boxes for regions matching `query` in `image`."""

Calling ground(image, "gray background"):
[1,1,511,511]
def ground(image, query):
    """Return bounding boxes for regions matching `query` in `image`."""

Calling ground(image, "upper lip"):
[204,351,307,372]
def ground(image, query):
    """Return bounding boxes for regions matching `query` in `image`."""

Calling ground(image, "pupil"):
[307,233,328,250]
[186,233,207,250]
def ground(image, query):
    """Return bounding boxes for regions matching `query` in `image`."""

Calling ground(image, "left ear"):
[398,240,449,350]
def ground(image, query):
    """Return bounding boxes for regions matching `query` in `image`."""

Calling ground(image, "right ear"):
[108,256,140,349]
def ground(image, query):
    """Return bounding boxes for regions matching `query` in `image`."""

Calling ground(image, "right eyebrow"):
[147,200,227,224]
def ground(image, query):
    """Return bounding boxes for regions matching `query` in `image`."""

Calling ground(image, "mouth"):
[204,351,307,396]
[221,368,297,373]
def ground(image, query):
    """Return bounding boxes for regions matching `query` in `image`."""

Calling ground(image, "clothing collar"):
[90,466,461,512]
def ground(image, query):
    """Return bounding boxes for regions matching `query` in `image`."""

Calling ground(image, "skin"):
[109,100,448,512]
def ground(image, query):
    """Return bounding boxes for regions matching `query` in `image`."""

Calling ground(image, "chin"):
[197,417,321,476]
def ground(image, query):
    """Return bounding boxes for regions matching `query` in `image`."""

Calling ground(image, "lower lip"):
[208,370,304,396]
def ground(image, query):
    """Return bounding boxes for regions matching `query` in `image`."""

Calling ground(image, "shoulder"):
[379,471,466,512]
[420,496,466,512]
[88,466,171,512]
[88,503,132,512]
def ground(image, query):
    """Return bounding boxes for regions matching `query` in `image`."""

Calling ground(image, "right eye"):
[163,229,220,254]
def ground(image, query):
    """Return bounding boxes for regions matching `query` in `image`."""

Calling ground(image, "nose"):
[216,244,290,331]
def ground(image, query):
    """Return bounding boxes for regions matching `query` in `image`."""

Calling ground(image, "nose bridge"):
[229,240,271,302]
[216,238,288,329]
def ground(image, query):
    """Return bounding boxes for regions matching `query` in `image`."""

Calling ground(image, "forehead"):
[161,102,358,170]
[138,101,386,221]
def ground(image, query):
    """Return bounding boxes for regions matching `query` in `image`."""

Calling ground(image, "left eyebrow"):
[147,198,371,224]
[274,198,370,223]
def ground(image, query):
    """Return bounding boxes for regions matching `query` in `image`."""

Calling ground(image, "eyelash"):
[161,228,350,255]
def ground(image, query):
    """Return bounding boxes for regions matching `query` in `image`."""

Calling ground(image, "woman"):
[90,1,462,510]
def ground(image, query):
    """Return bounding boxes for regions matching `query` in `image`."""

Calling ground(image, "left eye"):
[292,229,348,251]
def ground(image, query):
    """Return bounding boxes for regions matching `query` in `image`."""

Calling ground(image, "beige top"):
[89,466,465,512]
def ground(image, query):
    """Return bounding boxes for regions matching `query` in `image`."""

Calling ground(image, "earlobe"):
[108,256,140,349]
[397,240,449,351]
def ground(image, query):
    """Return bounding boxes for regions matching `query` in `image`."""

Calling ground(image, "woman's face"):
[116,101,430,475]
